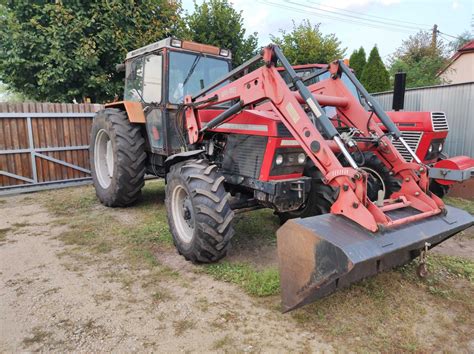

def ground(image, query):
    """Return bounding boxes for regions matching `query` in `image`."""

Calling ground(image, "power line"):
[438,31,465,40]
[438,33,451,42]
[259,0,422,33]
[302,1,432,28]
[258,0,422,35]
[294,1,428,30]
[286,0,430,31]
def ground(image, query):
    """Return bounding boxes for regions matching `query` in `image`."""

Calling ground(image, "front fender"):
[164,150,205,174]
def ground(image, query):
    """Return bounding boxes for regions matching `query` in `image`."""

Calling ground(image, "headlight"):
[270,149,306,177]
[275,154,284,165]
[428,144,433,153]
[170,39,182,47]
[438,143,443,152]
[297,153,306,164]
[219,48,230,57]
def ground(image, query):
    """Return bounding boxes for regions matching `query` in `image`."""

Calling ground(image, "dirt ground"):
[0,194,331,352]
[0,184,473,352]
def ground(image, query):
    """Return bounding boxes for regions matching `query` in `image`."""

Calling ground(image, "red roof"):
[437,40,474,76]
[457,40,474,52]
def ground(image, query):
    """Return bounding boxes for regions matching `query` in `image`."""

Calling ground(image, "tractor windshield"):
[168,51,229,104]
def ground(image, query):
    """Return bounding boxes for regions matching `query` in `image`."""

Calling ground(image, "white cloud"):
[452,0,460,9]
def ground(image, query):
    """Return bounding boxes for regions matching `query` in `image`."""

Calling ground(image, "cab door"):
[124,52,166,153]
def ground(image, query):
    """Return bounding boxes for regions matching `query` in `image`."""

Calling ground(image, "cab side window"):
[124,57,144,102]
[143,54,162,103]
[124,53,162,103]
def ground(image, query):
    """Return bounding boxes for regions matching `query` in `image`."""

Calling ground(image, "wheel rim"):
[361,167,386,202]
[94,129,114,189]
[171,184,195,243]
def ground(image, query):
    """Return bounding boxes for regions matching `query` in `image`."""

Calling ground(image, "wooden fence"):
[0,102,103,194]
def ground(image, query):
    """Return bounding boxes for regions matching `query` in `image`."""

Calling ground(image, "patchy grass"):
[204,262,279,297]
[212,334,234,350]
[445,197,474,214]
[195,297,210,312]
[151,288,172,302]
[38,180,172,267]
[12,222,30,228]
[206,196,474,351]
[234,209,279,244]
[173,319,196,336]
[20,182,473,352]
[33,180,180,307]
[430,255,473,281]
[290,263,473,352]
[93,292,113,305]
[22,327,51,347]
[0,227,12,243]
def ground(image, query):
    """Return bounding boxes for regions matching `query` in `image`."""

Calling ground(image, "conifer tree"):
[349,47,366,79]
[360,46,390,93]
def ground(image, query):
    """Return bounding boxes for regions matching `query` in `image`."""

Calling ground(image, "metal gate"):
[0,112,95,194]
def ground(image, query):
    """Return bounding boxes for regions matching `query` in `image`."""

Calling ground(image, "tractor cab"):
[113,38,232,157]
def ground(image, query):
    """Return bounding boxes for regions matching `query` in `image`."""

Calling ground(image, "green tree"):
[0,1,182,103]
[388,30,448,88]
[349,47,366,79]
[448,30,473,53]
[389,56,446,88]
[360,46,390,93]
[270,20,346,65]
[0,82,29,102]
[185,0,258,66]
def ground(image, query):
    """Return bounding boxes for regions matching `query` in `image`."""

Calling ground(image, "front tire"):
[359,152,400,201]
[429,180,450,198]
[165,159,234,263]
[90,108,146,207]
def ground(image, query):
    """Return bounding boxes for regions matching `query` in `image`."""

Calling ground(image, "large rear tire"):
[90,108,146,207]
[165,159,234,263]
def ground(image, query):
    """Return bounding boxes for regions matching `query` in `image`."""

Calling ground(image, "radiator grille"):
[277,123,292,137]
[392,131,423,162]
[222,135,267,179]
[431,112,449,131]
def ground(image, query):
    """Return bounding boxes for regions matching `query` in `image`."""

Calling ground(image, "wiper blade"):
[182,55,202,87]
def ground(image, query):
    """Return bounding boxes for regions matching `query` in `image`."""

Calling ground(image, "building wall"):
[440,52,474,84]
[373,82,474,157]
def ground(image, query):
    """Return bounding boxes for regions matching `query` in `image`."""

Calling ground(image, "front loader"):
[90,38,473,312]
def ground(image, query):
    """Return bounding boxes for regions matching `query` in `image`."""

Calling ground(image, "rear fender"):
[431,156,474,185]
[105,101,145,123]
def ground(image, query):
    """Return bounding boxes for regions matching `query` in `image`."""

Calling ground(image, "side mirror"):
[392,72,406,111]
[116,63,125,73]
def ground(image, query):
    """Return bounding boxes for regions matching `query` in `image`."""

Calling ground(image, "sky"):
[181,0,474,63]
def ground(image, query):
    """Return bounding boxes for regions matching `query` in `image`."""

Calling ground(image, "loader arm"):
[185,45,444,233]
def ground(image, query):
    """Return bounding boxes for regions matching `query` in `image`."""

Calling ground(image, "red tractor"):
[278,64,474,201]
[90,38,473,312]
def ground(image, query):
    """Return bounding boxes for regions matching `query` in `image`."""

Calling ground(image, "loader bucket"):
[277,205,473,312]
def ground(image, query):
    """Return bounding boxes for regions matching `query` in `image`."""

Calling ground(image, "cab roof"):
[125,37,232,61]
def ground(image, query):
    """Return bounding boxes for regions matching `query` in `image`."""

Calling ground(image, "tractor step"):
[277,205,473,312]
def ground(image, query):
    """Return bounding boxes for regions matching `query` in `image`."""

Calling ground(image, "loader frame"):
[185,45,444,233]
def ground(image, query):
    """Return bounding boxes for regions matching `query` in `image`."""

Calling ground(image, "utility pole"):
[431,24,438,51]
